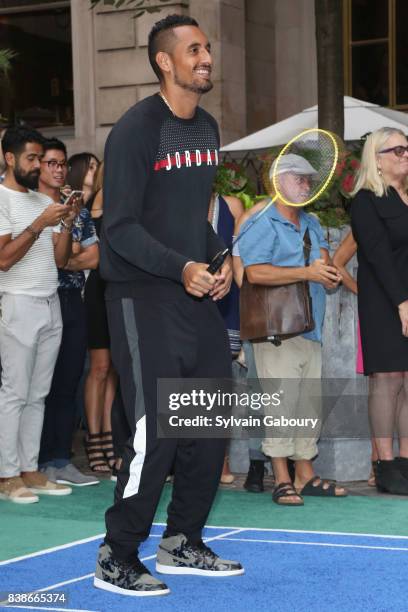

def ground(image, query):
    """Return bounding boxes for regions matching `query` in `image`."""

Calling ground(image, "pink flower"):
[342,174,354,193]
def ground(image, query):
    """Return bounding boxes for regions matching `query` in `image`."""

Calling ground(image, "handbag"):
[239,228,315,345]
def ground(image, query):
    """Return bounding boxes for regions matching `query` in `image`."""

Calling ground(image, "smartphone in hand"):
[63,190,84,206]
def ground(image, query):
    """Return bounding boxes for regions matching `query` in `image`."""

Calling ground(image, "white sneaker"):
[22,471,72,496]
[0,476,39,504]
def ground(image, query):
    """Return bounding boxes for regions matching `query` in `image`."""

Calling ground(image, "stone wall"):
[62,0,320,155]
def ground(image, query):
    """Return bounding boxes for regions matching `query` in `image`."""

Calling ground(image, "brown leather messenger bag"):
[239,228,315,346]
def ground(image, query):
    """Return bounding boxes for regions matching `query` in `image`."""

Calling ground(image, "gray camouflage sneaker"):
[55,464,99,487]
[156,533,245,576]
[94,542,170,597]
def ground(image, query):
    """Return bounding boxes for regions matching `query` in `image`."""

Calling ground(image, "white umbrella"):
[221,96,408,152]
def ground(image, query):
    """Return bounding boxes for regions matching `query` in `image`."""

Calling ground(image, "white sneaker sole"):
[155,563,245,577]
[56,479,99,487]
[93,577,170,596]
[27,487,72,496]
[0,492,39,504]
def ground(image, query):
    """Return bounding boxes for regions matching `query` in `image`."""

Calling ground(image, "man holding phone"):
[38,138,100,488]
[0,127,74,504]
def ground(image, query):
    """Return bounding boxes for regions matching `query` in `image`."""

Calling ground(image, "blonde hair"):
[351,127,408,197]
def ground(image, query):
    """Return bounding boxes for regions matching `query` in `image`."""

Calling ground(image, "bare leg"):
[102,366,118,434]
[84,349,111,472]
[85,349,111,434]
[101,366,118,468]
[220,455,235,484]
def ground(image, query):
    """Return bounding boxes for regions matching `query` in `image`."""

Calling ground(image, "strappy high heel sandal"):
[84,433,110,473]
[101,431,116,470]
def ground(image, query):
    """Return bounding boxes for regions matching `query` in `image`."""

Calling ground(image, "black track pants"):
[104,296,231,561]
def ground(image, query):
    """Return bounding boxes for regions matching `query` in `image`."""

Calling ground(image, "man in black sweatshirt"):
[94,14,244,597]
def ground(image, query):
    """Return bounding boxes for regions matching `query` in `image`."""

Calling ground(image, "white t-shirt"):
[0,185,60,297]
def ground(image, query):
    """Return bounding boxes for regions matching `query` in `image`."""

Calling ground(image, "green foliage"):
[213,163,260,209]
[0,49,16,75]
[90,0,178,17]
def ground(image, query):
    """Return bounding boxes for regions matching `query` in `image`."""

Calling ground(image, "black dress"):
[351,187,408,374]
[84,215,110,350]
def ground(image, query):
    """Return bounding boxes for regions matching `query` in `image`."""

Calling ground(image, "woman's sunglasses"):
[378,145,408,157]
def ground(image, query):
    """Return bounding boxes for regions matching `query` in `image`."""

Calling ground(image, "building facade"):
[0,0,406,157]
[0,0,318,156]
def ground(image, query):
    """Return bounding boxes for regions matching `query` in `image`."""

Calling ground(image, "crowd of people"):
[1,10,408,599]
[1,121,407,505]
[0,127,118,501]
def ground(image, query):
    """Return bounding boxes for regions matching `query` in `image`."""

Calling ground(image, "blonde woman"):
[351,127,408,494]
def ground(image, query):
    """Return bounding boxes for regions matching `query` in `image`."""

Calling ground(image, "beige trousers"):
[0,293,62,477]
[253,336,322,461]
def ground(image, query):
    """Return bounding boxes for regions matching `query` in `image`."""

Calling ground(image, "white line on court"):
[3,521,408,567]
[194,523,408,542]
[221,536,408,552]
[14,529,245,596]
[0,524,240,566]
[0,535,106,567]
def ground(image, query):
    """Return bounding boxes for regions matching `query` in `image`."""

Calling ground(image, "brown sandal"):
[272,482,304,506]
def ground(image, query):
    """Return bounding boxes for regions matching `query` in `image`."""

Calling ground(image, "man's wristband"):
[25,225,41,240]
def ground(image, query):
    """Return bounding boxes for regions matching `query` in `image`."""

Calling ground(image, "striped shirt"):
[0,185,59,297]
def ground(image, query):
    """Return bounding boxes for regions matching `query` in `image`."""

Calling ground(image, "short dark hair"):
[1,126,43,158]
[67,152,99,192]
[148,14,199,81]
[42,137,67,159]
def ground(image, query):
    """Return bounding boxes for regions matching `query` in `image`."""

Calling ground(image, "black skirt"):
[351,188,408,374]
[84,268,110,350]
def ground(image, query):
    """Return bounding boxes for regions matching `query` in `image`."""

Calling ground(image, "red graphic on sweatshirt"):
[154,149,219,172]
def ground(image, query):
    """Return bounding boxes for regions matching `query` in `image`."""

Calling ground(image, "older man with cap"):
[238,153,347,506]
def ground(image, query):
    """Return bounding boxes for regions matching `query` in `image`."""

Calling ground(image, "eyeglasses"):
[378,146,408,158]
[40,160,68,170]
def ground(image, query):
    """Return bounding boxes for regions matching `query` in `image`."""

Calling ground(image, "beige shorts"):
[253,335,322,461]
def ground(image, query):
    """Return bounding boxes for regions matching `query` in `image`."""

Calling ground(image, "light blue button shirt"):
[239,202,329,343]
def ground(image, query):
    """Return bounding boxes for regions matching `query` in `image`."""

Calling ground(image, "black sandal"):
[101,431,116,469]
[84,433,110,473]
[297,476,347,497]
[272,482,304,506]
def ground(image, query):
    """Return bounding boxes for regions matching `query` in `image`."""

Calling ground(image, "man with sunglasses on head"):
[38,138,100,488]
[0,127,75,504]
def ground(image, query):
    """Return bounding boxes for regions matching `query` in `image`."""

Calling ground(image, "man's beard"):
[14,164,40,190]
[174,70,213,95]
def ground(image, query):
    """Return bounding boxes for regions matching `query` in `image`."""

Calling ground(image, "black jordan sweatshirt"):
[100,94,225,300]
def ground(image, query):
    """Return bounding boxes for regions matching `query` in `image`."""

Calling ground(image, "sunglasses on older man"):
[378,145,408,157]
